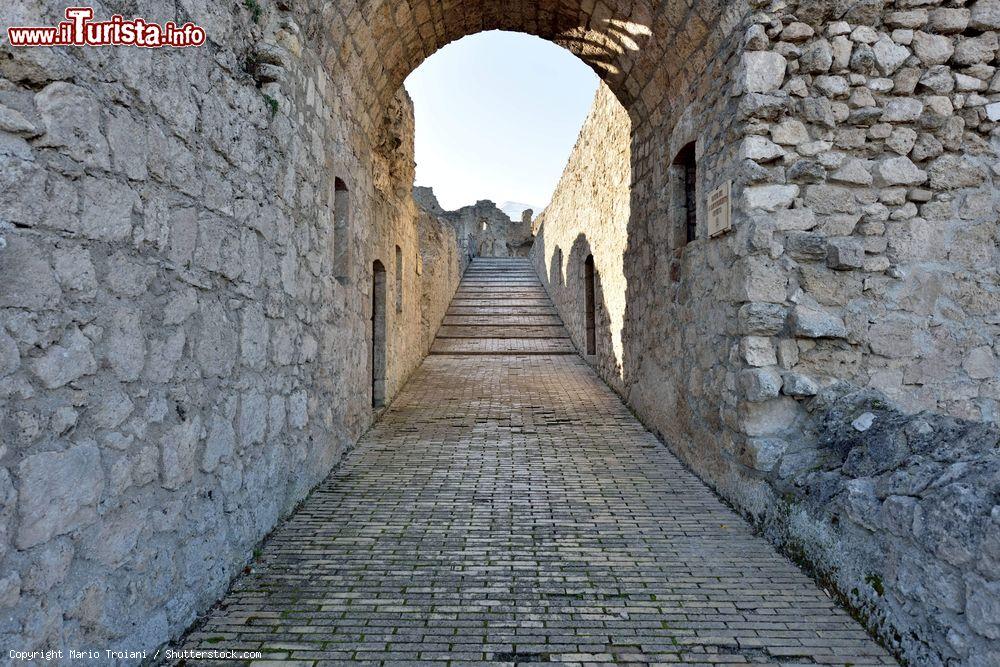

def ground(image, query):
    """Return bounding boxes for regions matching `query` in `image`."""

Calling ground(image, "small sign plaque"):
[707,181,732,238]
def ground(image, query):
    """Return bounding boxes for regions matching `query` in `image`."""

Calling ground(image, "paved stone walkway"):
[177,259,895,666]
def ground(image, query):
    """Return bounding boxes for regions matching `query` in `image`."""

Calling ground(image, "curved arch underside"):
[306,0,733,118]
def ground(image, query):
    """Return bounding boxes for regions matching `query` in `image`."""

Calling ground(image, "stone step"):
[455,286,545,291]
[452,300,548,305]
[443,315,565,326]
[464,270,535,274]
[430,338,576,355]
[434,258,568,357]
[447,309,558,317]
[460,277,539,282]
[436,325,570,339]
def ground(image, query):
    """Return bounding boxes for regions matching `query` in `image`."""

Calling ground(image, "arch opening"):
[584,255,596,356]
[371,260,387,409]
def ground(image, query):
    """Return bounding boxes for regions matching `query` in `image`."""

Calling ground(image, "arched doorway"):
[584,255,596,356]
[371,260,387,408]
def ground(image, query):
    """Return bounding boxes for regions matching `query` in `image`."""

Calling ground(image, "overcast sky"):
[405,31,599,212]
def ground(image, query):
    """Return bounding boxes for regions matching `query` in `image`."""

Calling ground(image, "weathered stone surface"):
[873,37,910,75]
[970,0,1000,30]
[0,236,61,310]
[741,136,784,162]
[927,154,987,190]
[875,156,927,186]
[0,331,19,378]
[240,302,268,370]
[882,98,924,122]
[826,238,865,270]
[34,82,110,169]
[740,367,783,402]
[911,31,955,65]
[195,305,237,377]
[15,442,104,549]
[792,306,849,339]
[741,336,778,367]
[52,247,98,298]
[80,177,138,242]
[30,327,97,389]
[160,417,202,491]
[105,310,145,383]
[738,303,787,336]
[739,52,788,93]
[744,184,798,210]
[783,372,819,397]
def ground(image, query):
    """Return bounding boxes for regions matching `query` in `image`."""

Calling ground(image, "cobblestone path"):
[178,259,895,666]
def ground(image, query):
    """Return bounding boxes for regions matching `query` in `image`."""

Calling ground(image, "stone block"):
[740,135,784,162]
[16,442,104,549]
[740,397,800,437]
[743,184,799,211]
[34,82,110,170]
[791,306,849,339]
[970,0,1000,30]
[739,367,783,402]
[31,327,97,389]
[826,238,865,270]
[911,31,955,65]
[160,417,202,490]
[873,37,910,75]
[0,236,61,310]
[739,52,788,93]
[875,156,927,186]
[741,336,778,367]
[746,437,787,472]
[771,119,810,145]
[738,303,787,336]
[783,373,819,397]
[963,347,998,380]
[0,330,19,378]
[966,574,1000,639]
[786,233,828,261]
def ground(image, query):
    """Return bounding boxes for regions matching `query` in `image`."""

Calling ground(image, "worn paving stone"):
[176,260,894,666]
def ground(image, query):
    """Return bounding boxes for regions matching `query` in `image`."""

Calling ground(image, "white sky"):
[405,31,599,212]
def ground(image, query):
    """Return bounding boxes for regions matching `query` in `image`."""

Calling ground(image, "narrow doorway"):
[584,255,596,356]
[372,260,387,408]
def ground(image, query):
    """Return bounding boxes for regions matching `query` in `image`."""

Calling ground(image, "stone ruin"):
[0,0,998,664]
[415,186,535,259]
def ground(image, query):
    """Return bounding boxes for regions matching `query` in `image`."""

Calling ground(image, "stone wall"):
[530,1,1000,663]
[416,199,465,354]
[531,85,632,392]
[726,2,1000,662]
[0,0,462,657]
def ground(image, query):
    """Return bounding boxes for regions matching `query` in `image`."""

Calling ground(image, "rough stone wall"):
[530,1,1000,663]
[0,0,461,658]
[738,0,1000,426]
[530,85,631,391]
[415,187,534,259]
[724,2,1000,662]
[416,200,465,354]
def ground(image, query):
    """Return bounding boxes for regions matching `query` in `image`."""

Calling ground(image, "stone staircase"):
[431,257,575,355]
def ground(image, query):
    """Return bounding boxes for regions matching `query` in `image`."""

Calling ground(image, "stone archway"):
[300,0,734,123]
